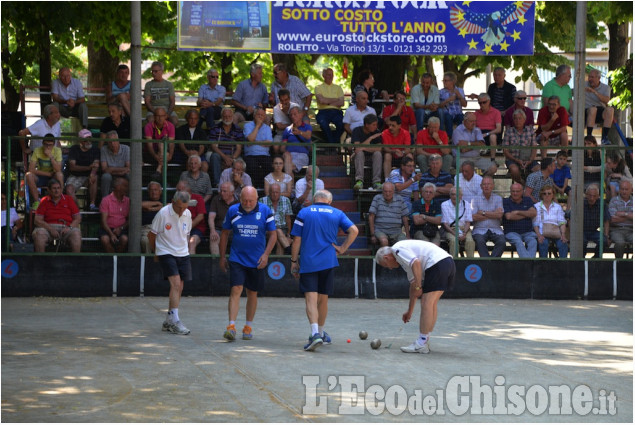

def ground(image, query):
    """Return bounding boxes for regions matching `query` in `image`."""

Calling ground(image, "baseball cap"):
[78,129,92,139]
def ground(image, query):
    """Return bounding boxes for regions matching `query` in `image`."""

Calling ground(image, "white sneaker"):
[166,321,190,335]
[400,341,430,354]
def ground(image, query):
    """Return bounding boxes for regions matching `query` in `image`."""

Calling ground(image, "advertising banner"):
[178,1,535,56]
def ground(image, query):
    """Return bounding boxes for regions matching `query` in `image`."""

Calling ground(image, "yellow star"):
[462,1,472,6]
[515,0,525,7]
[456,10,465,21]
[517,14,527,25]
[499,40,510,51]
[511,30,521,41]
[459,28,468,38]
[467,39,478,50]
[483,44,493,55]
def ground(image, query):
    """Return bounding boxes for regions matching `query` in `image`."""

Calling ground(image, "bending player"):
[375,240,455,353]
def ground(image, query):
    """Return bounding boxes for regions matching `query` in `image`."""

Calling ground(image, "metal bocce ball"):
[370,339,381,349]
[359,331,368,340]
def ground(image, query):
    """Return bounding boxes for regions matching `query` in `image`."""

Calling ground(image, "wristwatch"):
[303,106,309,111]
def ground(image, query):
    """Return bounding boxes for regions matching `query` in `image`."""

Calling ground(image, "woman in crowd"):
[533,185,568,259]
[264,155,294,199]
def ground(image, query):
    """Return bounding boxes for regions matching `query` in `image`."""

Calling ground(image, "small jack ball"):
[347,339,351,343]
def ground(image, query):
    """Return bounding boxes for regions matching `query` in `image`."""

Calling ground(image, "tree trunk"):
[220,52,233,91]
[351,55,410,95]
[87,40,119,92]
[38,22,51,113]
[607,22,630,127]
[1,31,21,112]
[271,53,297,76]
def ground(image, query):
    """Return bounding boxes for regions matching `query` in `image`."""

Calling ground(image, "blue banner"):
[178,1,535,56]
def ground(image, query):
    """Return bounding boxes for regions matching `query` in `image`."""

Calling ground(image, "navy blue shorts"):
[158,254,192,281]
[299,268,335,295]
[190,228,205,239]
[423,257,455,293]
[229,261,265,292]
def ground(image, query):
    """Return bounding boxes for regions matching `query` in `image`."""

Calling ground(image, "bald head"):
[240,186,258,212]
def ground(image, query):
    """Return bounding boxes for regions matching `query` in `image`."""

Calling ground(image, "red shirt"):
[100,192,130,229]
[382,128,411,155]
[382,104,416,131]
[36,194,80,225]
[536,106,568,136]
[475,107,501,131]
[415,128,449,155]
[188,193,208,234]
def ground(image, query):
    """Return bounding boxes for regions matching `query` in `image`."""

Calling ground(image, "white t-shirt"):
[1,208,20,228]
[295,177,325,203]
[390,240,451,283]
[273,101,299,134]
[151,204,192,257]
[27,119,62,149]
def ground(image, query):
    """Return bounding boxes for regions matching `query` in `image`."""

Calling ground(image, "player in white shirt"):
[375,240,455,354]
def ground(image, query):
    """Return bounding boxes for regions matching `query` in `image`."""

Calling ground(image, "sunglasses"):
[478,101,489,104]
[517,97,527,100]
[209,75,219,78]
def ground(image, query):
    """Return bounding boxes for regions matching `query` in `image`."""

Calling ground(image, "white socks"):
[311,323,319,335]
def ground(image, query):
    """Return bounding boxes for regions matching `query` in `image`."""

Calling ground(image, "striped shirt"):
[369,194,409,234]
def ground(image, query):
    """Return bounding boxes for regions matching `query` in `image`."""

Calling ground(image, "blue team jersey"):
[222,202,276,268]
[291,202,355,273]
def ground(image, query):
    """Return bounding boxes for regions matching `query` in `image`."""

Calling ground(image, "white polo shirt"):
[343,105,376,132]
[151,204,192,257]
[390,240,451,283]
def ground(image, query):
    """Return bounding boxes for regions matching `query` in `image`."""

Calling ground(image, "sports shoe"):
[321,331,331,345]
[601,138,611,146]
[354,180,364,190]
[373,182,383,190]
[224,324,236,341]
[304,333,323,351]
[400,341,430,354]
[166,321,190,335]
[242,325,253,340]
[89,203,99,212]
[162,320,170,332]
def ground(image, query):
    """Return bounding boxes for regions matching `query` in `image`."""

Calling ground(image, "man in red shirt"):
[32,179,82,252]
[176,180,208,254]
[382,115,414,181]
[536,95,569,159]
[414,116,452,174]
[100,177,130,253]
[382,90,417,142]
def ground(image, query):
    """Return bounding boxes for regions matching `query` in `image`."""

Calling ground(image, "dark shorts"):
[37,175,52,187]
[190,228,205,239]
[585,107,607,124]
[423,257,455,293]
[98,227,129,238]
[158,254,192,281]
[504,159,539,173]
[299,268,335,295]
[229,261,265,292]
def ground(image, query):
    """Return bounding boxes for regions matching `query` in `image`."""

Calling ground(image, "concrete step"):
[321,176,351,189]
[343,248,373,257]
[318,165,348,177]
[345,212,361,223]
[331,189,354,200]
[317,154,346,167]
[331,200,357,212]
[337,235,368,250]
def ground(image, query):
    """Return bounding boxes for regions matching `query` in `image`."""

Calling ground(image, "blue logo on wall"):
[1,259,19,279]
[464,264,482,283]
[267,261,285,280]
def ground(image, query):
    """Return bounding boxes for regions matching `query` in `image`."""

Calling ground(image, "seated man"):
[585,68,614,144]
[452,112,498,176]
[99,177,130,253]
[208,107,244,187]
[471,176,506,258]
[414,116,452,174]
[368,182,410,248]
[502,183,538,258]
[231,63,268,124]
[382,90,417,142]
[487,67,517,114]
[583,184,610,258]
[441,187,474,257]
[25,134,64,209]
[100,132,130,196]
[197,68,226,129]
[608,179,633,259]
[419,154,453,204]
[243,107,273,189]
[503,90,534,128]
[141,181,163,253]
[314,67,345,144]
[281,106,312,176]
[352,114,383,190]
[143,106,175,179]
[551,150,572,211]
[410,73,440,131]
[259,183,293,255]
[273,89,298,143]
[174,109,208,172]
[411,182,443,246]
[455,160,482,211]
[524,158,555,203]
[294,166,324,214]
[17,104,62,154]
[270,62,312,112]
[179,154,214,205]
[541,65,572,116]
[208,182,238,255]
[176,180,207,255]
[388,156,421,211]
[65,129,100,211]
[144,61,179,126]
[474,93,502,163]
[218,158,252,200]
[382,115,414,180]
[503,109,539,184]
[536,96,569,159]
[343,90,376,137]
[106,64,131,117]
[32,179,82,253]
[438,72,467,139]
[51,67,88,129]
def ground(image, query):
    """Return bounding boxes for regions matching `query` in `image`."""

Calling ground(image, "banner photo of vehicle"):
[178,1,535,56]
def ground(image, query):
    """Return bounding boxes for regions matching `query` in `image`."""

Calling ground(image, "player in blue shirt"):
[290,190,359,351]
[220,186,277,341]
